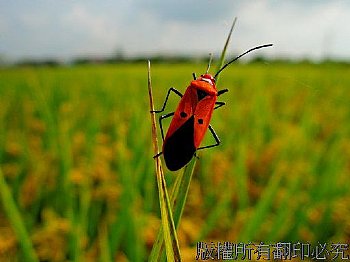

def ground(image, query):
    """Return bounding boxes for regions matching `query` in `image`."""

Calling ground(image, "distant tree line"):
[0,54,349,67]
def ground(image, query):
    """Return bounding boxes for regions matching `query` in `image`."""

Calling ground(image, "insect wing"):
[162,86,198,171]
[193,95,216,148]
[163,115,196,171]
[164,86,197,140]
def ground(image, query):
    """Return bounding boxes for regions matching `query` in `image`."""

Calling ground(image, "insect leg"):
[153,111,174,158]
[159,112,174,141]
[217,88,229,96]
[151,87,183,113]
[197,103,225,151]
[153,152,162,158]
[197,125,221,150]
[214,101,226,110]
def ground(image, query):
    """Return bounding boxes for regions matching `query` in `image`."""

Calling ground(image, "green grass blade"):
[0,166,38,262]
[159,165,182,261]
[193,18,237,241]
[99,222,112,262]
[215,17,237,84]
[236,142,249,210]
[149,157,196,261]
[172,157,196,227]
[149,19,237,259]
[239,170,283,241]
[266,175,301,241]
[196,187,231,242]
[147,61,181,262]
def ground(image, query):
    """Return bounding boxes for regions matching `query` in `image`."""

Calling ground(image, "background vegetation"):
[0,62,349,261]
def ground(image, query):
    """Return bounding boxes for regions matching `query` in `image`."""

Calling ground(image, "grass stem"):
[147,60,182,261]
[0,166,38,262]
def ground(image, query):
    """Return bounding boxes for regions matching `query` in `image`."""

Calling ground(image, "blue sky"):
[1,0,349,61]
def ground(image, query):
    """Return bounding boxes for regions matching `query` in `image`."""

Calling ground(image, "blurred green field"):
[0,62,350,261]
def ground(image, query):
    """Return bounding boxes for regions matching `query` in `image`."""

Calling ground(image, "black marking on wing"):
[163,116,196,171]
[180,111,187,118]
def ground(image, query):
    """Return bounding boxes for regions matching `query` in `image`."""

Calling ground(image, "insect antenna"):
[214,43,273,79]
[205,53,213,74]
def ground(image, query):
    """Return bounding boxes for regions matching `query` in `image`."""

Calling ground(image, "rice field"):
[0,62,350,261]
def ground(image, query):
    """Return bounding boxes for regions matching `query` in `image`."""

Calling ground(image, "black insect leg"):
[151,87,182,158]
[196,99,226,151]
[153,111,175,158]
[153,151,162,158]
[195,101,225,151]
[214,101,226,110]
[197,125,221,151]
[159,112,174,141]
[217,88,228,96]
[151,87,183,113]
[215,87,228,110]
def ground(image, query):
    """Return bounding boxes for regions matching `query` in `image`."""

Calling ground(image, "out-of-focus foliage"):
[0,63,349,261]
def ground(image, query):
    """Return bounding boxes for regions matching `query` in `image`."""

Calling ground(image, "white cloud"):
[137,0,235,23]
[61,4,119,55]
[234,1,350,59]
[0,0,349,60]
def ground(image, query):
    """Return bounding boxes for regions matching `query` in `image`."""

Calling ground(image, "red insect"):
[153,44,272,171]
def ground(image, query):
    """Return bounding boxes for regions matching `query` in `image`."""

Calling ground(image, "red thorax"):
[190,74,217,96]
